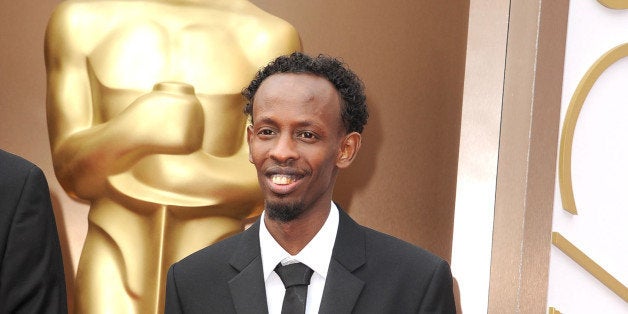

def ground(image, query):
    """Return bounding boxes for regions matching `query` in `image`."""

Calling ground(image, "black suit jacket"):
[0,149,67,313]
[165,208,455,313]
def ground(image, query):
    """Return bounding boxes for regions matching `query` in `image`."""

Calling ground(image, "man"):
[0,149,67,313]
[165,52,456,313]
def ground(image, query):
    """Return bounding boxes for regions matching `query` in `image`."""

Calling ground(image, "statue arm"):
[45,4,107,199]
[44,4,203,200]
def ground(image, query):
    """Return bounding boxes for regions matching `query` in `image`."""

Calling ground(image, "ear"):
[336,132,362,169]
[246,125,254,163]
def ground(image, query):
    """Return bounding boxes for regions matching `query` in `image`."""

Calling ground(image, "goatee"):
[265,201,305,222]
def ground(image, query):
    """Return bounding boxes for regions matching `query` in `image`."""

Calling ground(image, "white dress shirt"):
[259,202,339,314]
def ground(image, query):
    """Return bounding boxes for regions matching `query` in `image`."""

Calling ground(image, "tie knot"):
[274,262,314,288]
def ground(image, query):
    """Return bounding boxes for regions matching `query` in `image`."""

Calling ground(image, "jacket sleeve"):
[418,260,456,314]
[0,166,68,314]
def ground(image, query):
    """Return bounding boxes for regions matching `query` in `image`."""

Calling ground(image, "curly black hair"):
[243,52,368,134]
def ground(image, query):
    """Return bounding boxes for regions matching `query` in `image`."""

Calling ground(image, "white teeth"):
[271,175,294,185]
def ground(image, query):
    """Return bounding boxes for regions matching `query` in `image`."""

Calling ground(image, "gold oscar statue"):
[44,1,301,312]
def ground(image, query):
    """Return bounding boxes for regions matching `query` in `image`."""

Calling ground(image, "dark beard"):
[265,201,305,222]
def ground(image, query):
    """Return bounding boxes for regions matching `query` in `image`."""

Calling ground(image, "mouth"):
[264,169,306,195]
[270,174,299,185]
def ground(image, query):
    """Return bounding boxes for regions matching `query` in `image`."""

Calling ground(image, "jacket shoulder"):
[0,150,38,184]
[173,230,244,272]
[353,225,455,313]
[0,150,46,213]
[361,226,445,267]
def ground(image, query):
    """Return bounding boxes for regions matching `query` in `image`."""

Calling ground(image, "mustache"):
[264,166,310,177]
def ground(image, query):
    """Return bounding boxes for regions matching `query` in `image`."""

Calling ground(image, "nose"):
[269,133,299,164]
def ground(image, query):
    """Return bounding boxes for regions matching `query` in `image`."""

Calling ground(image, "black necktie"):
[274,262,314,314]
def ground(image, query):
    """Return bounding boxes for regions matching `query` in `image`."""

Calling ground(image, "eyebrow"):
[255,116,321,127]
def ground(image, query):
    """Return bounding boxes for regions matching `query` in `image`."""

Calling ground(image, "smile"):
[265,170,306,195]
[271,174,298,185]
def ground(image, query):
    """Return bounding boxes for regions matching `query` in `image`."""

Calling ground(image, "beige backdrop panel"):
[453,0,569,312]
[548,0,628,311]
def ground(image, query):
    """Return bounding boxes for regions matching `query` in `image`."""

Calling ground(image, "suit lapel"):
[228,221,269,314]
[319,209,366,313]
[227,209,367,313]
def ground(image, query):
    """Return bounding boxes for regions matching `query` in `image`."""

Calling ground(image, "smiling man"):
[165,52,456,314]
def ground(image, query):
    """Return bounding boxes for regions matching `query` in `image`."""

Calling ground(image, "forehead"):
[252,73,342,122]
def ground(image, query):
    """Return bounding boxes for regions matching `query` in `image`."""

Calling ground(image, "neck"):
[264,203,331,255]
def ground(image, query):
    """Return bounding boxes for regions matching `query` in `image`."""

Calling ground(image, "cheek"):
[248,142,268,166]
[310,150,339,177]
[248,147,261,165]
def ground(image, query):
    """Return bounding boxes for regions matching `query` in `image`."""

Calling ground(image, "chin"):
[265,200,305,222]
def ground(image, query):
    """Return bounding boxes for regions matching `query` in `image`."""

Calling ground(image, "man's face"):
[247,73,352,222]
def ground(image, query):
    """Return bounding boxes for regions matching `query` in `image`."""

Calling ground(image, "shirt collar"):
[260,202,340,281]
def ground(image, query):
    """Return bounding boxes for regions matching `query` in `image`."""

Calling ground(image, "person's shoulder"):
[351,223,455,313]
[360,224,447,268]
[173,229,245,269]
[167,228,251,288]
[0,149,39,182]
[0,150,49,214]
[0,149,33,167]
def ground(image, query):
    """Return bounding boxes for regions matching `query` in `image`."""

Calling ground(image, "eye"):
[257,128,276,137]
[297,131,318,142]
[300,131,315,139]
